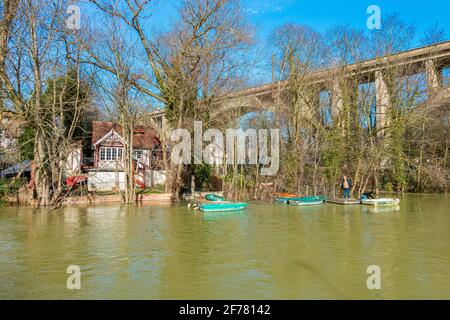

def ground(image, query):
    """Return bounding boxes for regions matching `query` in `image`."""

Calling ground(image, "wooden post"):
[374,174,379,195]
[191,175,195,201]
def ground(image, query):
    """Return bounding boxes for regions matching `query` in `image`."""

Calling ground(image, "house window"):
[152,144,161,161]
[100,147,123,161]
[133,150,143,160]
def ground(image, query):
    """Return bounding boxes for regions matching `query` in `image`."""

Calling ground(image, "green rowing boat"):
[199,202,248,212]
[275,195,326,204]
[288,198,325,206]
[205,194,225,202]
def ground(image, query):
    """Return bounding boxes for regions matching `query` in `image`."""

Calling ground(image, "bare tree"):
[1,0,91,206]
[77,0,252,199]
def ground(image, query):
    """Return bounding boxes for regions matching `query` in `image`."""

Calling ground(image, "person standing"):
[341,176,352,202]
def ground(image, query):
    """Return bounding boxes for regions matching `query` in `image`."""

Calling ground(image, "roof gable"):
[93,129,124,147]
[91,121,160,149]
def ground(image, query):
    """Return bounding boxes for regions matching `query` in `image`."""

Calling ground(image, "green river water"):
[0,194,449,299]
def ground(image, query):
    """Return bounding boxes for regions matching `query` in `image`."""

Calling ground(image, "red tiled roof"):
[91,121,160,150]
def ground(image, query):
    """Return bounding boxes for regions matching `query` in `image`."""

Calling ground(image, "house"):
[0,111,23,171]
[0,111,84,180]
[85,121,165,192]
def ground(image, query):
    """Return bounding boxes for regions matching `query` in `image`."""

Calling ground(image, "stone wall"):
[62,192,172,205]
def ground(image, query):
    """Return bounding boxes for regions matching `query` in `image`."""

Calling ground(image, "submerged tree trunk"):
[122,120,135,204]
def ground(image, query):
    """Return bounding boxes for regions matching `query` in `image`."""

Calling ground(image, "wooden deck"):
[328,198,361,205]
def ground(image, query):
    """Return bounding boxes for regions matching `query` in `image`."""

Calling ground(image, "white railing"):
[98,160,124,170]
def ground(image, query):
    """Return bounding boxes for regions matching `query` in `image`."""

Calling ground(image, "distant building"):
[0,112,23,171]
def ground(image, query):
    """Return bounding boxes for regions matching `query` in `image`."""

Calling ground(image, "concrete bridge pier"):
[426,59,443,95]
[375,70,391,132]
[331,79,343,120]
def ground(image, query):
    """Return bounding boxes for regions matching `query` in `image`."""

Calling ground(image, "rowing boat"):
[361,198,400,206]
[275,192,297,198]
[204,194,225,202]
[198,202,248,212]
[275,195,326,204]
[288,198,326,206]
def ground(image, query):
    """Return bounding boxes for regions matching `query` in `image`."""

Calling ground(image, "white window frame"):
[99,147,123,161]
[133,150,143,160]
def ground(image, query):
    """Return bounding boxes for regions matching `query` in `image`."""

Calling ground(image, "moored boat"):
[275,195,326,204]
[274,197,296,203]
[275,192,297,198]
[361,198,400,206]
[288,199,325,206]
[198,202,248,212]
[205,194,225,202]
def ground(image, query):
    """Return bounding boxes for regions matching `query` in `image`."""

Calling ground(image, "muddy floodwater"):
[0,194,449,299]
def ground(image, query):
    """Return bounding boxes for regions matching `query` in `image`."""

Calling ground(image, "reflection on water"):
[201,210,246,221]
[361,205,401,214]
[0,194,449,299]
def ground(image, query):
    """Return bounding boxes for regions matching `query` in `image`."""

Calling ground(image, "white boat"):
[361,198,400,206]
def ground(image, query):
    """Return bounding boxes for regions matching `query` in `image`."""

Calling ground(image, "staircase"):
[133,160,146,189]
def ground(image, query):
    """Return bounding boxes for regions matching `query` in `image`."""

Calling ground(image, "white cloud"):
[244,1,284,15]
[244,8,260,14]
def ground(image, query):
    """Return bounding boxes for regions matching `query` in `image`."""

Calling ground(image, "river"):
[0,194,449,299]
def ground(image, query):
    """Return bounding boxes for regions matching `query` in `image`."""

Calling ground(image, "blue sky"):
[82,0,450,45]
[81,0,450,88]
[242,0,450,39]
[86,1,449,47]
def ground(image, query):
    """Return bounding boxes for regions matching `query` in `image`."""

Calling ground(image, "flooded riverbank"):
[0,194,449,299]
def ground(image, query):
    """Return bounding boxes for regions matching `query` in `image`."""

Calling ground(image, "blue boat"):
[288,198,326,206]
[274,197,298,203]
[204,194,225,202]
[199,202,248,212]
[276,195,327,204]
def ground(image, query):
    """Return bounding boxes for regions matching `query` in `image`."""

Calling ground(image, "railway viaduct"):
[150,40,450,131]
